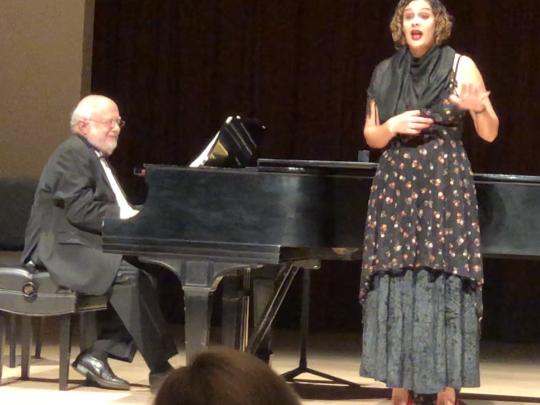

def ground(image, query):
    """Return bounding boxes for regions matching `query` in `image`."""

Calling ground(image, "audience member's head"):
[153,348,301,405]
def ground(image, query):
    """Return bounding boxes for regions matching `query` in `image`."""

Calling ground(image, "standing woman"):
[359,1,499,404]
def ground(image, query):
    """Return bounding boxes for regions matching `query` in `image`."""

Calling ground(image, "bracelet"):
[473,105,487,114]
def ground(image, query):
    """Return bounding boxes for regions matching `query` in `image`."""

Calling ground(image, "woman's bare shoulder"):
[454,53,482,83]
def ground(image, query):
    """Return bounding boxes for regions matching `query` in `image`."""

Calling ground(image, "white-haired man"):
[22,95,176,391]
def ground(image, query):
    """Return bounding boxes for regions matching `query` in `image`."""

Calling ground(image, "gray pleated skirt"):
[360,268,481,394]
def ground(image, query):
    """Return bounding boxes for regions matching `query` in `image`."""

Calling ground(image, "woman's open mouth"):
[411,30,423,40]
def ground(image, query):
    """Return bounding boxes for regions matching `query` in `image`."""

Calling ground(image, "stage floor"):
[1,330,539,405]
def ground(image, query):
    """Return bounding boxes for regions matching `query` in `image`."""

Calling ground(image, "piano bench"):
[0,264,108,390]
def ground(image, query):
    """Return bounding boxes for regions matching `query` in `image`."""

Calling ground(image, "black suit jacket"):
[22,135,122,295]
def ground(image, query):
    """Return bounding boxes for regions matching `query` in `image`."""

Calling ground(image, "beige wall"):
[0,0,94,178]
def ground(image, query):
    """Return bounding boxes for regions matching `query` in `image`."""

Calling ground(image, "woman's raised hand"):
[386,110,434,136]
[449,83,490,113]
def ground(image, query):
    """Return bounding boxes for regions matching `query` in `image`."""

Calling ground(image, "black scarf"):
[368,45,455,123]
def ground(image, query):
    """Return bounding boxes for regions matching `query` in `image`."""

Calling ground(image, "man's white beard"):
[103,140,118,156]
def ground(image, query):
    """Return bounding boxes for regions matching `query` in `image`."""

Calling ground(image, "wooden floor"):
[1,330,539,405]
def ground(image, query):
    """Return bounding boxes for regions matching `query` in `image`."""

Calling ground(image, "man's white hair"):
[70,103,92,132]
[69,94,113,133]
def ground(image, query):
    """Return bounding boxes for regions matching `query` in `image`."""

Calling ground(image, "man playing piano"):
[21,95,177,391]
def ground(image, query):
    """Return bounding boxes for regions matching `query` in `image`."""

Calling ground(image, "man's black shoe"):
[72,351,130,390]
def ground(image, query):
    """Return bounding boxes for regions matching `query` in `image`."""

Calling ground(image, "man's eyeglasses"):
[87,118,126,129]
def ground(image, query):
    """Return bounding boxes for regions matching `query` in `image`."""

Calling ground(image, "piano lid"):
[190,116,266,168]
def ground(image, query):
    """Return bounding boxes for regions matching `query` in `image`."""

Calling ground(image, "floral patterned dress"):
[360,89,483,297]
[359,69,483,394]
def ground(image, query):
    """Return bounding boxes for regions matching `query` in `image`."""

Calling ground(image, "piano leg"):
[138,257,256,364]
[183,287,213,364]
[221,274,243,349]
[221,270,250,350]
[251,265,281,363]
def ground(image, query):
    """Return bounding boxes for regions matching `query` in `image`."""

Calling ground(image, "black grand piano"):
[102,117,540,366]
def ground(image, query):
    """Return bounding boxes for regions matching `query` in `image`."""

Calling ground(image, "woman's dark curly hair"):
[390,0,453,49]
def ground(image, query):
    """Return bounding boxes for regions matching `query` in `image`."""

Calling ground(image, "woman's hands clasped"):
[386,110,434,136]
[449,83,490,113]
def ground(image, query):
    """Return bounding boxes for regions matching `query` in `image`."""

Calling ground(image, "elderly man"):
[22,95,177,391]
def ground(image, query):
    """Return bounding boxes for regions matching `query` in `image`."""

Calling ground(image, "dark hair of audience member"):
[153,348,301,405]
